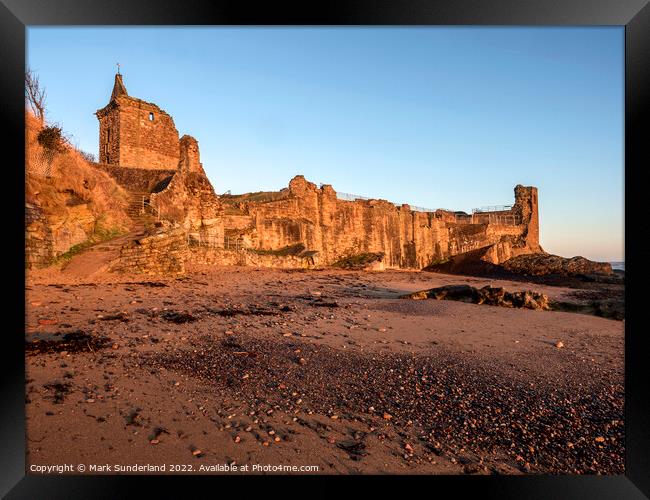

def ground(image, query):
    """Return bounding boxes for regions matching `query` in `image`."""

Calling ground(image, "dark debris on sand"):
[161,311,199,324]
[142,334,624,474]
[26,330,111,355]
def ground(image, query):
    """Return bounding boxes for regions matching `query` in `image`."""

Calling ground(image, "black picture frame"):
[2,0,648,498]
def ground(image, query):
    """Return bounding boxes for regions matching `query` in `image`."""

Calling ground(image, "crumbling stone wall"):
[115,97,180,170]
[25,203,53,268]
[511,185,540,252]
[96,74,180,170]
[109,225,187,275]
[96,101,121,165]
[149,136,224,246]
[222,176,540,270]
[189,247,317,269]
[92,164,175,193]
[87,75,543,275]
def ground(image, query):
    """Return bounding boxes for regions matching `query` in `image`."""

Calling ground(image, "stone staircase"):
[126,190,160,225]
[62,190,162,278]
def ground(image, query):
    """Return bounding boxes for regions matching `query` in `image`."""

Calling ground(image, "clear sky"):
[27,27,624,262]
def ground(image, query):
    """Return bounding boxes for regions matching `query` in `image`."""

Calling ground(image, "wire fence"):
[186,233,245,250]
[335,191,520,225]
[26,149,55,178]
[472,205,513,213]
[336,191,440,213]
[455,213,521,225]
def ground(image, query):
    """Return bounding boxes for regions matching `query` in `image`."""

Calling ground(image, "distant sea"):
[610,261,625,271]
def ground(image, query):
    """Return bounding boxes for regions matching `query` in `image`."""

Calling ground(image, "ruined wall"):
[189,247,317,270]
[109,225,187,275]
[97,96,180,170]
[222,176,540,270]
[97,102,121,165]
[117,97,180,170]
[25,203,53,268]
[149,136,224,246]
[511,185,540,252]
[92,164,175,193]
[85,75,542,275]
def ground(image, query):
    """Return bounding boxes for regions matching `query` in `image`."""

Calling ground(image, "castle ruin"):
[28,72,544,275]
[96,73,180,170]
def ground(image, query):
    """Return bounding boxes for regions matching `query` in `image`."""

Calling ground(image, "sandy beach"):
[25,266,624,475]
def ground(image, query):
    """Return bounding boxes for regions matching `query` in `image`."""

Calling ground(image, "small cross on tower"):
[116,62,121,75]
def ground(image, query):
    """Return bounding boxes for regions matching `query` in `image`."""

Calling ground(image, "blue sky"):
[27,27,624,261]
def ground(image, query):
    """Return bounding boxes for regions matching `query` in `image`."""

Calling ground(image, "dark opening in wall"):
[149,112,154,121]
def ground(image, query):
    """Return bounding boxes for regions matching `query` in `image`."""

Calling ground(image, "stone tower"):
[95,72,180,170]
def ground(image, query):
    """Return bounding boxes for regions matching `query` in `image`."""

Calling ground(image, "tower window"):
[149,112,154,121]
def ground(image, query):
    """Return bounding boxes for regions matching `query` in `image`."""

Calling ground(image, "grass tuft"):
[332,252,385,269]
[251,243,306,257]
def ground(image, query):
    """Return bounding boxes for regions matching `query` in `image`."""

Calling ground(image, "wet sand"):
[25,266,624,475]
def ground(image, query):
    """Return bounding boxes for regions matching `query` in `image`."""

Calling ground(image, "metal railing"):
[187,232,224,248]
[472,205,512,213]
[127,193,160,221]
[455,213,521,225]
[185,233,247,250]
[224,236,245,250]
[336,191,439,213]
[142,198,160,220]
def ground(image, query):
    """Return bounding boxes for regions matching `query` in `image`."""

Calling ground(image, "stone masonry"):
[108,224,188,275]
[96,73,180,170]
[83,73,545,275]
[219,176,541,270]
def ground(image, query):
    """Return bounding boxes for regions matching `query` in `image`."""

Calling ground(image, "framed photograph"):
[2,0,648,497]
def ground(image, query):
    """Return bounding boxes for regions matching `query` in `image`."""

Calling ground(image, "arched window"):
[149,112,154,121]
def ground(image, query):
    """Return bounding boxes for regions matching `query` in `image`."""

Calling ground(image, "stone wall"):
[86,75,543,275]
[512,185,541,252]
[97,95,180,170]
[25,203,53,268]
[221,176,540,270]
[92,164,175,193]
[97,101,121,165]
[189,247,317,269]
[150,136,224,246]
[109,225,188,275]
